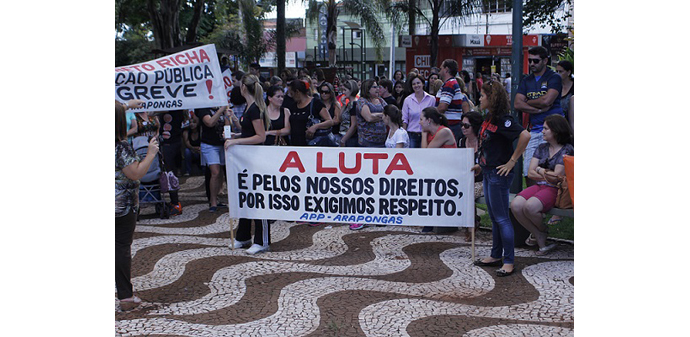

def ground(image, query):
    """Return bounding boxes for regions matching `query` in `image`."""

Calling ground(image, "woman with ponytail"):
[472,80,530,277]
[224,74,271,254]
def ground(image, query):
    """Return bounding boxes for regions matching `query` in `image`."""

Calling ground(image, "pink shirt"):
[402,92,435,133]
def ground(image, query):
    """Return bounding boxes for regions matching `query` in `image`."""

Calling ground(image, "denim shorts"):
[523,131,546,176]
[201,142,225,166]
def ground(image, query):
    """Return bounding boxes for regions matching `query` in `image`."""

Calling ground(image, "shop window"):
[482,0,513,13]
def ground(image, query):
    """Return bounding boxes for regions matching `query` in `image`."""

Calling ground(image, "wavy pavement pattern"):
[358,260,574,337]
[117,177,574,336]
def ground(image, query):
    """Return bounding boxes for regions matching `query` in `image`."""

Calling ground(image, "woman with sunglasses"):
[472,81,531,277]
[458,111,484,241]
[355,79,387,148]
[319,82,342,137]
[510,114,573,256]
[402,74,436,148]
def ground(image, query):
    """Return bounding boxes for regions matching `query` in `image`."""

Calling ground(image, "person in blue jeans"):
[472,80,530,277]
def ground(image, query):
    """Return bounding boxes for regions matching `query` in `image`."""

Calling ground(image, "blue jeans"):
[408,132,422,148]
[483,168,515,264]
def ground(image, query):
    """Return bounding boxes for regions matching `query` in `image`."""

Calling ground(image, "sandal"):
[496,268,515,277]
[525,234,537,247]
[535,243,558,256]
[473,258,503,267]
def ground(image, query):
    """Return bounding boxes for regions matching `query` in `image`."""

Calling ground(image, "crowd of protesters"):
[116,47,574,309]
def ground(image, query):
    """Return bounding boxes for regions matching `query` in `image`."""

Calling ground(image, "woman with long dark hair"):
[472,80,531,277]
[459,111,484,241]
[288,80,333,146]
[115,99,159,310]
[263,85,291,145]
[510,114,573,255]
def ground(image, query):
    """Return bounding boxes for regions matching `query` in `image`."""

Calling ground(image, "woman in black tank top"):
[264,85,292,145]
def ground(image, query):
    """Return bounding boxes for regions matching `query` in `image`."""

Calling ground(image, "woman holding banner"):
[472,80,530,277]
[115,99,159,310]
[224,74,271,254]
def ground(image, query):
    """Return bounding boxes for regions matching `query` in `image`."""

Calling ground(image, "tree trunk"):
[408,0,416,36]
[147,0,182,50]
[430,0,440,67]
[277,0,286,74]
[185,0,205,44]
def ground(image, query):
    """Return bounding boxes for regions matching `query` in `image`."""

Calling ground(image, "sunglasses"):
[528,58,542,64]
[460,123,472,129]
[320,89,331,94]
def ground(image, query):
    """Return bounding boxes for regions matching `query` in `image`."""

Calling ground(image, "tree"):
[523,0,572,33]
[389,0,482,68]
[305,0,391,67]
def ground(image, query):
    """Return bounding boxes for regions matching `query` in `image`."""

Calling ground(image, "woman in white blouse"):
[383,105,409,148]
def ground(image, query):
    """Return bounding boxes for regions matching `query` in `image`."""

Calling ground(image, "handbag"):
[158,151,180,193]
[554,176,573,209]
[306,100,330,139]
[274,129,288,146]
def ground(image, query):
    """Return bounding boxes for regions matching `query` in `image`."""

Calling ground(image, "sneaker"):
[246,244,269,255]
[230,239,252,249]
[209,206,217,213]
[421,226,434,233]
[349,223,365,230]
[170,203,182,216]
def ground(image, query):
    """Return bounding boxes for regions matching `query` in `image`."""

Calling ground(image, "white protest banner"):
[222,68,233,104]
[115,44,226,112]
[225,146,475,227]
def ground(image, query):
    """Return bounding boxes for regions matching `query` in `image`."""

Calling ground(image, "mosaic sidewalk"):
[115,176,574,336]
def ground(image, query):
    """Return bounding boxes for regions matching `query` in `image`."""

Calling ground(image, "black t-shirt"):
[197,108,227,146]
[159,110,185,144]
[240,103,263,141]
[478,115,524,169]
[383,95,397,107]
[289,98,326,146]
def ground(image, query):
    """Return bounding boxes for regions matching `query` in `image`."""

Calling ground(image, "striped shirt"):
[436,78,467,121]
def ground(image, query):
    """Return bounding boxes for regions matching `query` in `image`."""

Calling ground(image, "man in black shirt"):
[379,79,397,107]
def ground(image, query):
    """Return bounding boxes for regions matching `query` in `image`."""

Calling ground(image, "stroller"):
[132,135,171,219]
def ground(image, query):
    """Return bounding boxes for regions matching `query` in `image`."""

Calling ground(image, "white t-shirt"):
[385,128,410,148]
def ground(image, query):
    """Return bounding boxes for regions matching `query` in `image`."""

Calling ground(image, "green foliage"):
[557,46,574,64]
[116,24,155,67]
[523,0,572,33]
